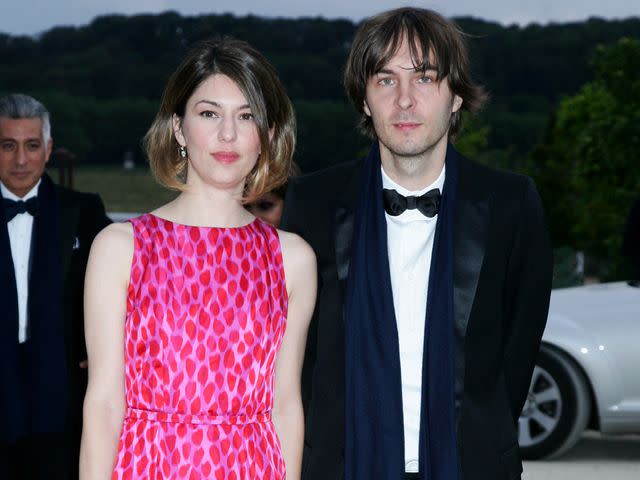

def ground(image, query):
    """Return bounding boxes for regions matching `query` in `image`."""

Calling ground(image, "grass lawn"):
[51,165,177,214]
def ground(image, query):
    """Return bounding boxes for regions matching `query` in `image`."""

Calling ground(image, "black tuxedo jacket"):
[0,178,110,454]
[281,150,553,480]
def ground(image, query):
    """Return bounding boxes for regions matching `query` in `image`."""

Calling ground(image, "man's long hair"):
[344,7,487,140]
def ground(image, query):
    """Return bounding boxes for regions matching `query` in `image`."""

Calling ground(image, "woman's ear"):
[173,114,185,146]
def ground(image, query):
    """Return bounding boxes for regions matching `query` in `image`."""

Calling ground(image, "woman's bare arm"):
[79,222,133,479]
[272,230,317,480]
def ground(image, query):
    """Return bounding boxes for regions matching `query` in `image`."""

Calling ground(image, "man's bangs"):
[407,23,451,79]
[371,25,448,80]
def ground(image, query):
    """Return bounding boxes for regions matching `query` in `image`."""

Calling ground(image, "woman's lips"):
[212,151,240,163]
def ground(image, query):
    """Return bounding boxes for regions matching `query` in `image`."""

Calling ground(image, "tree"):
[531,38,640,279]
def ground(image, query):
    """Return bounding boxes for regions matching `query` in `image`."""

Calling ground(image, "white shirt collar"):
[0,179,41,201]
[381,163,446,195]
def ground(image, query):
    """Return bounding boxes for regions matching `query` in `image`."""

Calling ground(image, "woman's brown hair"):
[344,7,487,140]
[145,37,296,202]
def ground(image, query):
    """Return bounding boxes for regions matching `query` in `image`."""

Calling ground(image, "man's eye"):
[418,76,434,84]
[378,78,394,86]
[27,142,41,150]
[1,143,15,151]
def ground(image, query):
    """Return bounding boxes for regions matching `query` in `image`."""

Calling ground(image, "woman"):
[80,38,316,479]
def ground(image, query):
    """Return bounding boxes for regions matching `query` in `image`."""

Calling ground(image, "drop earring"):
[179,145,188,158]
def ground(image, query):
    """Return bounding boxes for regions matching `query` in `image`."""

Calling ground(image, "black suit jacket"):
[56,185,111,440]
[0,178,110,457]
[281,150,553,480]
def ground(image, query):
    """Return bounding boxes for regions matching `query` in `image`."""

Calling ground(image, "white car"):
[519,281,640,459]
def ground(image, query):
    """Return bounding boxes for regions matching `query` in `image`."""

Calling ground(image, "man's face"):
[363,38,462,162]
[0,117,51,197]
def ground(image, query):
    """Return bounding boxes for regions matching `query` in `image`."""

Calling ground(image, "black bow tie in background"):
[3,197,40,222]
[383,188,441,217]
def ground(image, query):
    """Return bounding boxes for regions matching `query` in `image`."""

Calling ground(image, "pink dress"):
[112,214,288,479]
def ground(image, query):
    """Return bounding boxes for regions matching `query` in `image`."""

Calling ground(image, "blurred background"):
[1,1,639,476]
[0,0,638,280]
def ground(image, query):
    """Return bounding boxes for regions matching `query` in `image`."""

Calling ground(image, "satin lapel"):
[58,190,79,281]
[452,153,491,398]
[334,161,363,282]
[335,207,353,282]
[0,201,19,348]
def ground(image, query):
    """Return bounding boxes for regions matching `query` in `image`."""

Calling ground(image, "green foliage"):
[531,38,640,279]
[453,113,490,159]
[3,12,640,239]
[63,165,176,213]
[294,100,369,170]
[29,93,157,163]
[1,13,639,173]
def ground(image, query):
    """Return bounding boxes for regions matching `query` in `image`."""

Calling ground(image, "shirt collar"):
[381,164,446,196]
[1,179,41,201]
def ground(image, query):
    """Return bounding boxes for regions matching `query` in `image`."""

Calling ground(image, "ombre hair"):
[145,37,296,202]
[344,7,487,140]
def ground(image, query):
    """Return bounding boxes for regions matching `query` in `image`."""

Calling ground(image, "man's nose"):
[396,82,415,110]
[15,146,28,165]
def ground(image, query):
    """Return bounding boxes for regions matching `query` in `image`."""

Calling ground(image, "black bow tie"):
[3,197,40,222]
[383,188,441,217]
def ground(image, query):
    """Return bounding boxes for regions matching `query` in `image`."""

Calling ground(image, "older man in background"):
[0,94,110,479]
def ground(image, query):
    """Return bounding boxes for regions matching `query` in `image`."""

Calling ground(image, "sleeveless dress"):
[112,213,288,479]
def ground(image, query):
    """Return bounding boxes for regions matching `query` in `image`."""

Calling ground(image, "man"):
[0,94,111,479]
[281,8,553,480]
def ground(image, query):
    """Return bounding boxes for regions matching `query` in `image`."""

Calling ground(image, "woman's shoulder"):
[277,229,315,260]
[276,229,316,288]
[90,221,134,259]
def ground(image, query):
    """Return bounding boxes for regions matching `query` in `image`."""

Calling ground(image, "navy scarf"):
[0,174,67,442]
[344,143,460,480]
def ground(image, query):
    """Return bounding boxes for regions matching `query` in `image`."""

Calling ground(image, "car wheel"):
[518,347,591,459]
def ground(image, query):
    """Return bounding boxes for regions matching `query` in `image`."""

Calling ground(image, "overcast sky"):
[1,0,638,36]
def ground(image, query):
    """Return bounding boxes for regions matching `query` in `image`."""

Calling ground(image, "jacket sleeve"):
[503,177,553,422]
[623,198,640,275]
[280,178,319,416]
[85,193,112,238]
[280,177,303,236]
[75,193,112,360]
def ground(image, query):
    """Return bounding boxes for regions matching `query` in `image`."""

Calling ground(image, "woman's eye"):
[257,201,274,211]
[200,110,217,118]
[239,112,254,120]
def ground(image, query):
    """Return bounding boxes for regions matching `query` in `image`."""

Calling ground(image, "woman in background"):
[80,38,316,480]
[246,163,300,227]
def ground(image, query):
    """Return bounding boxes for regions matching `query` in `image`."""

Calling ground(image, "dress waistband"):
[126,407,271,425]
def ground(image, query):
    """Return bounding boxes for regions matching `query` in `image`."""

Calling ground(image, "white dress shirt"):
[382,164,445,473]
[1,180,41,343]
